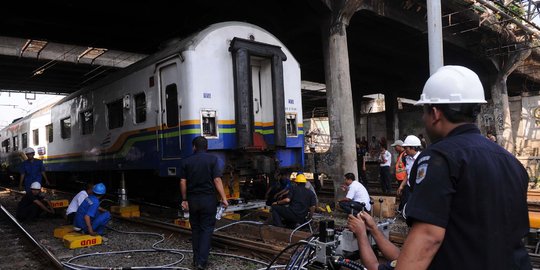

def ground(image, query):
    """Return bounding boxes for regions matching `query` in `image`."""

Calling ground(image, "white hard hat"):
[416,65,487,105]
[402,135,422,147]
[24,147,35,154]
[30,182,41,190]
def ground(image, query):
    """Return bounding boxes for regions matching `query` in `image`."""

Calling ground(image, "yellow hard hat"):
[295,174,307,183]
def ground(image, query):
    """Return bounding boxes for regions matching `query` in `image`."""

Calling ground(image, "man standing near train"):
[347,66,531,270]
[19,147,50,193]
[180,136,228,270]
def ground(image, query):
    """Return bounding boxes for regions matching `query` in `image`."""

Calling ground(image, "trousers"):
[189,194,217,268]
[82,211,111,235]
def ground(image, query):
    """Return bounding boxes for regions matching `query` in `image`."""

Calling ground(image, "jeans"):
[271,205,302,227]
[82,211,111,235]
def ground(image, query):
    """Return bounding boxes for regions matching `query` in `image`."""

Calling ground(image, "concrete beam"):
[0,36,146,69]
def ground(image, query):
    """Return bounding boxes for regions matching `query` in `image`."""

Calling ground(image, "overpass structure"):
[2,0,540,187]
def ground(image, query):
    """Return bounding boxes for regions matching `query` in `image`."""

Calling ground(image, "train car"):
[0,105,53,173]
[0,22,303,200]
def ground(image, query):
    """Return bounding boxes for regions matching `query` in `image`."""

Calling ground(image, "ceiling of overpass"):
[1,0,537,115]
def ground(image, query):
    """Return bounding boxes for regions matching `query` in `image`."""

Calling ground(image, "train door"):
[251,59,273,141]
[230,38,287,148]
[159,63,181,159]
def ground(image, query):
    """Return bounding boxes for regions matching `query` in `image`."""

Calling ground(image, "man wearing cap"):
[347,66,531,270]
[391,139,407,190]
[74,182,110,236]
[270,173,316,228]
[19,147,50,193]
[16,182,54,221]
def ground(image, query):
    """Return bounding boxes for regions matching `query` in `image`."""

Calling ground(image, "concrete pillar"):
[320,0,363,202]
[489,49,530,154]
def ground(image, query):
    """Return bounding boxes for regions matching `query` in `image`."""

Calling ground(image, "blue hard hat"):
[93,183,106,195]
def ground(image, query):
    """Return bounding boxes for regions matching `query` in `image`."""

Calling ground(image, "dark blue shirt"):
[74,195,100,228]
[405,124,531,270]
[179,151,223,197]
[287,184,316,219]
[20,159,45,191]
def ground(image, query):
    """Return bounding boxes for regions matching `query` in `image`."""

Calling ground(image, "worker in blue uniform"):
[74,182,110,236]
[347,66,531,270]
[19,147,50,193]
[180,136,228,270]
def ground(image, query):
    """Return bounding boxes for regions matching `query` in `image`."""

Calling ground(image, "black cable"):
[333,258,365,270]
[348,260,367,269]
[284,243,303,269]
[266,242,306,270]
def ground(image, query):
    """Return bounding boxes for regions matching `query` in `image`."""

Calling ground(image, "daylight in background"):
[0,92,65,129]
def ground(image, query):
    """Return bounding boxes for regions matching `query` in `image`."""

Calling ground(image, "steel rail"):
[0,203,64,269]
[115,215,293,258]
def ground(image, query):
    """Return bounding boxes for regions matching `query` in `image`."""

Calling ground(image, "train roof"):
[2,102,55,130]
[58,21,288,104]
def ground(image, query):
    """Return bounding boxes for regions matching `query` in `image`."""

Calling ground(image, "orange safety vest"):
[395,151,407,181]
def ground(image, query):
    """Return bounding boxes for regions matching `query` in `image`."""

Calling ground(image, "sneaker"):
[73,227,82,232]
[101,236,108,242]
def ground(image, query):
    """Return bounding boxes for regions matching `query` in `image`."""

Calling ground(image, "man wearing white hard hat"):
[396,135,422,213]
[16,182,54,221]
[19,147,50,193]
[347,66,531,270]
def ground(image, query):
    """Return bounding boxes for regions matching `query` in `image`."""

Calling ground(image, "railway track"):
[0,198,63,270]
[0,185,302,265]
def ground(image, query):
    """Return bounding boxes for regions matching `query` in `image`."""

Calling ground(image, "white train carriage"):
[1,22,303,192]
[0,105,53,172]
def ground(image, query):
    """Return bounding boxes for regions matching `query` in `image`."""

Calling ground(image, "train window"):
[134,93,146,123]
[33,129,39,146]
[165,84,179,127]
[107,100,124,129]
[286,113,298,137]
[61,117,71,139]
[12,136,19,151]
[1,139,9,152]
[46,124,53,143]
[22,133,28,149]
[201,110,218,138]
[80,110,94,135]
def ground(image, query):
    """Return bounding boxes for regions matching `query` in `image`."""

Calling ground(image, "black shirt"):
[17,192,43,210]
[287,184,316,219]
[405,124,531,270]
[179,151,223,197]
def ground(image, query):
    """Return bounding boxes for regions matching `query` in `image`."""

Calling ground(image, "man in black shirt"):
[180,136,228,270]
[16,181,54,221]
[346,66,531,270]
[270,174,316,227]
